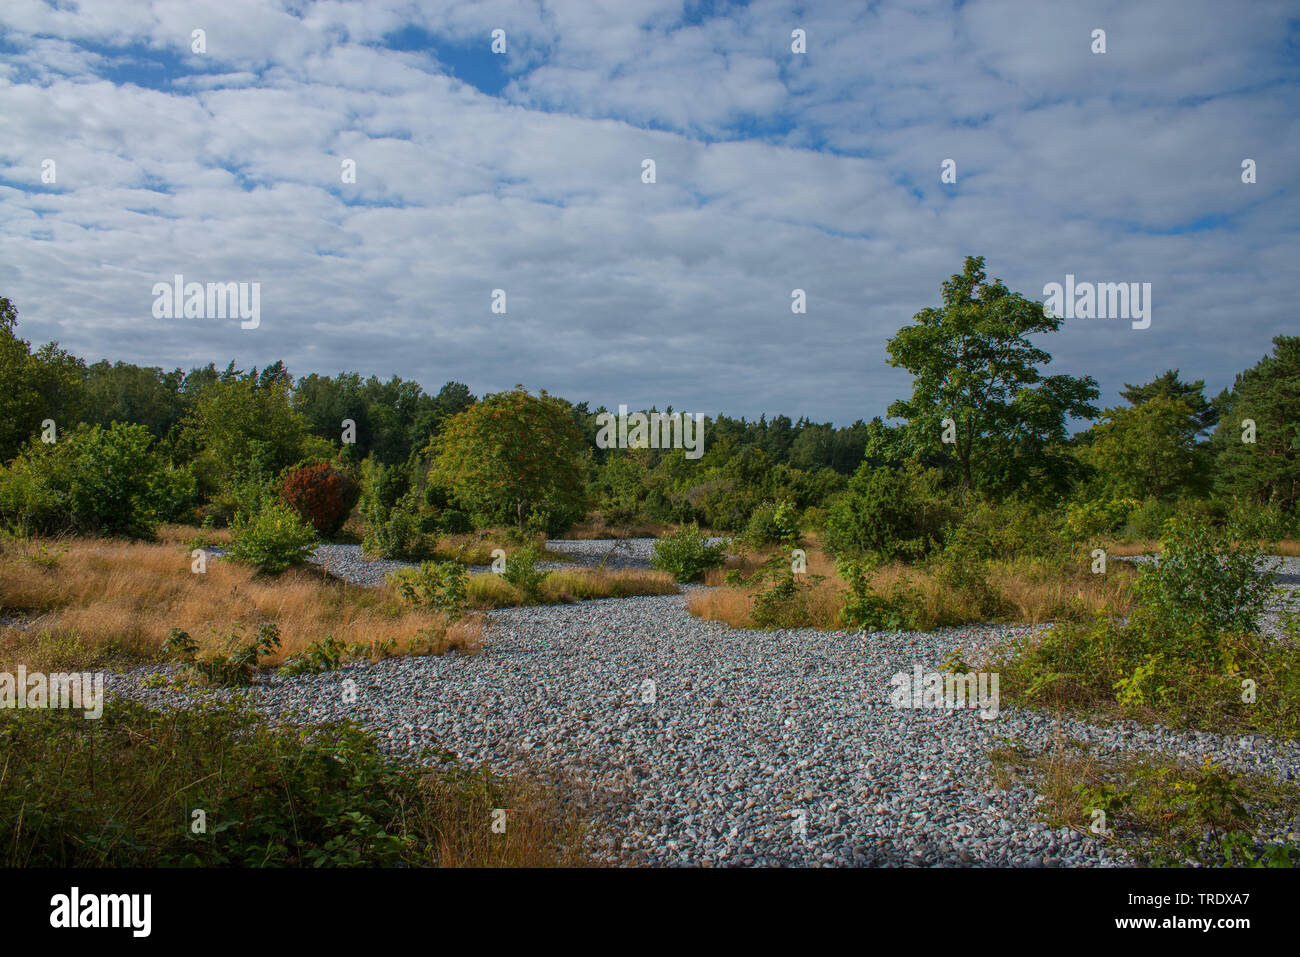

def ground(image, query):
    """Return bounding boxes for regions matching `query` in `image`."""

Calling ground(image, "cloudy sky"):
[1,0,1296,426]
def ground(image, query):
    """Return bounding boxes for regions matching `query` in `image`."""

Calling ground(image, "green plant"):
[229,501,319,574]
[502,543,547,600]
[166,624,282,687]
[651,523,726,582]
[390,561,469,619]
[838,559,919,631]
[278,636,348,677]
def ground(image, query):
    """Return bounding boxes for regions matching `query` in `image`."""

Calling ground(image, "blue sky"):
[0,0,1297,426]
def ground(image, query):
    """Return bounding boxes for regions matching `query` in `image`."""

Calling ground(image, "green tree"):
[1120,369,1219,438]
[1079,395,1201,500]
[0,298,86,462]
[1210,335,1300,512]
[177,376,312,495]
[431,387,587,530]
[885,256,1098,496]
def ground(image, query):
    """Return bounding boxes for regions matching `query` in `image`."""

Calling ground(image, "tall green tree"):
[431,387,587,530]
[1210,335,1300,511]
[885,256,1098,496]
[0,298,86,462]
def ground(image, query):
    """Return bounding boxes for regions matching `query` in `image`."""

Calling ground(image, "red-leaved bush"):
[281,463,360,536]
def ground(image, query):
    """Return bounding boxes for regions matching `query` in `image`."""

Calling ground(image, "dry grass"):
[688,544,1137,631]
[0,535,482,673]
[466,567,678,608]
[1104,538,1300,557]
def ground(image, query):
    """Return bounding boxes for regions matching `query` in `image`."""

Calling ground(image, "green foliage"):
[278,636,348,677]
[1063,497,1141,542]
[502,543,547,600]
[943,496,1067,561]
[1078,396,1204,501]
[651,523,726,582]
[1136,513,1279,647]
[750,566,822,629]
[178,376,311,497]
[0,422,192,537]
[390,560,469,619]
[432,387,588,530]
[0,698,577,867]
[229,501,319,574]
[1210,335,1300,512]
[743,499,802,548]
[885,255,1099,496]
[165,624,282,687]
[997,515,1298,736]
[838,558,920,631]
[824,463,944,560]
[359,458,431,560]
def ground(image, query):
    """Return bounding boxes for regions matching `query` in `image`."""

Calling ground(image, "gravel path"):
[106,581,1300,867]
[307,537,728,587]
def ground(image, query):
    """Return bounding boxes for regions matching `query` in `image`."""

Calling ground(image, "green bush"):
[824,464,943,561]
[390,561,469,619]
[1137,513,1279,649]
[743,499,801,548]
[838,559,919,631]
[651,523,726,582]
[1127,497,1174,541]
[0,423,192,538]
[0,698,582,867]
[502,543,547,600]
[1063,497,1141,541]
[943,497,1066,562]
[229,501,319,575]
[278,636,348,677]
[165,624,282,687]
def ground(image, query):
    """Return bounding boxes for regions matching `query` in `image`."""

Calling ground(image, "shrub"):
[743,499,801,548]
[1137,512,1279,649]
[229,501,319,575]
[839,559,920,631]
[943,497,1066,562]
[390,561,469,619]
[651,523,726,582]
[282,463,360,536]
[165,624,282,686]
[0,423,192,538]
[1064,497,1141,542]
[824,465,942,561]
[438,508,472,534]
[502,543,547,600]
[278,636,348,677]
[1127,497,1174,541]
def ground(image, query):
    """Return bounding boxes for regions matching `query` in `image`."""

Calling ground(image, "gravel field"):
[105,548,1300,867]
[307,536,729,586]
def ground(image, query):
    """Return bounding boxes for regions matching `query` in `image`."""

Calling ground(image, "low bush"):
[651,523,727,582]
[229,500,319,574]
[823,464,944,561]
[502,543,548,599]
[282,462,361,536]
[0,423,193,538]
[165,623,282,687]
[0,699,588,867]
[390,561,470,619]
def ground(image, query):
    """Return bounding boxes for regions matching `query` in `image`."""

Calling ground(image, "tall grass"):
[0,536,481,673]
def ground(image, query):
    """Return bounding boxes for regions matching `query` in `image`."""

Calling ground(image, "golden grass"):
[465,567,678,608]
[688,545,1137,631]
[1103,538,1300,557]
[0,536,482,673]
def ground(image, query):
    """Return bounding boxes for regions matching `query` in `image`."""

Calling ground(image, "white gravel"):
[105,567,1300,867]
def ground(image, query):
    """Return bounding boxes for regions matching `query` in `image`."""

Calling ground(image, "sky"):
[0,0,1296,427]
